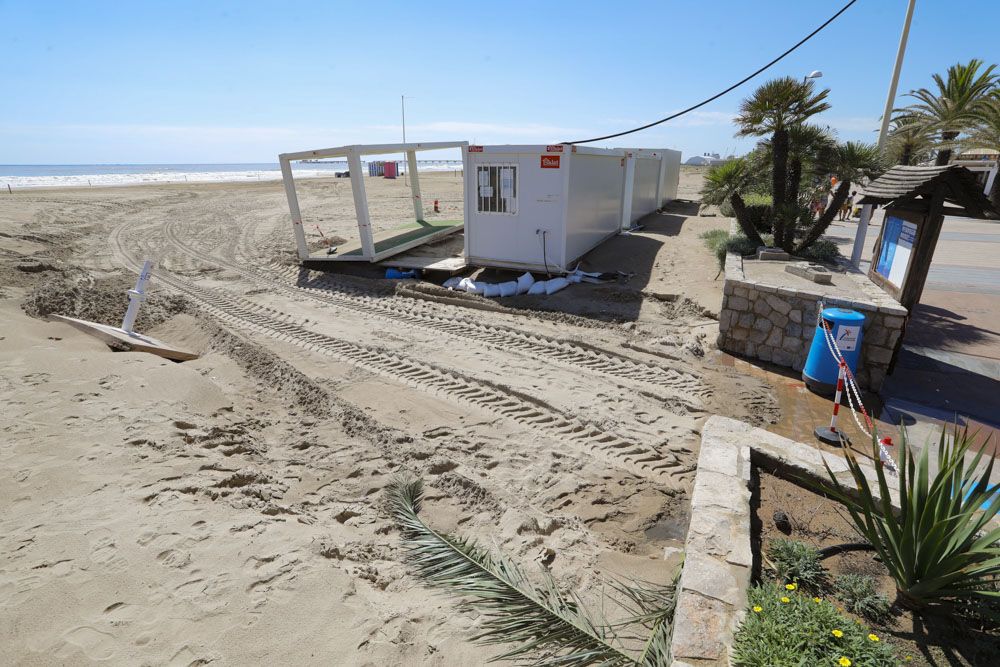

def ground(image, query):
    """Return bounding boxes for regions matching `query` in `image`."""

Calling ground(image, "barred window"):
[477,164,517,214]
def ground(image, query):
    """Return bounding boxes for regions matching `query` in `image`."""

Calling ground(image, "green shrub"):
[742,193,774,234]
[719,199,735,218]
[816,426,1000,609]
[766,539,828,591]
[797,239,842,265]
[834,574,893,625]
[733,585,898,667]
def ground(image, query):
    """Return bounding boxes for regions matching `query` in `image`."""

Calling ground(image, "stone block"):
[690,470,750,513]
[670,591,729,661]
[724,281,734,296]
[777,287,798,298]
[765,328,783,348]
[753,299,771,316]
[866,345,894,365]
[769,312,788,329]
[733,286,749,299]
[756,283,777,294]
[749,328,768,345]
[782,336,801,352]
[789,309,803,324]
[772,349,793,366]
[727,295,748,311]
[786,323,802,339]
[680,552,742,606]
[759,345,773,362]
[739,312,754,328]
[765,294,792,315]
[882,315,905,329]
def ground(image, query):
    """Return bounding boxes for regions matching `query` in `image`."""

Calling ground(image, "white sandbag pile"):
[441,272,570,298]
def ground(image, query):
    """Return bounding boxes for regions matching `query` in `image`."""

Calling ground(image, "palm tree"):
[700,155,769,247]
[885,113,934,166]
[902,59,999,165]
[963,96,1000,208]
[735,77,831,249]
[795,142,886,252]
[784,124,837,212]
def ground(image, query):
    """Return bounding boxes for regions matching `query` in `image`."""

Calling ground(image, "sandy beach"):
[0,168,779,665]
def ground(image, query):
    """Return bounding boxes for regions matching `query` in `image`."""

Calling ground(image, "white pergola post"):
[406,150,423,221]
[347,149,376,259]
[620,153,636,231]
[280,157,309,260]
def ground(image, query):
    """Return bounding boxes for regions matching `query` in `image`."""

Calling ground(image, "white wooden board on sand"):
[51,315,198,361]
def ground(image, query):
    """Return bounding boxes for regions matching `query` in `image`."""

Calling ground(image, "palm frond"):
[386,477,677,666]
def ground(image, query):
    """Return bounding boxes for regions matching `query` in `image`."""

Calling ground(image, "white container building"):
[464,144,681,272]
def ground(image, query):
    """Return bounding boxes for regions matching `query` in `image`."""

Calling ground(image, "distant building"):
[685,152,729,167]
[950,148,998,196]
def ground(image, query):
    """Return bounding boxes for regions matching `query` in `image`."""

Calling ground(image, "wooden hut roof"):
[858,164,998,219]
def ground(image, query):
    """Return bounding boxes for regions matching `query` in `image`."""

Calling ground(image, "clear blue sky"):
[2,0,998,164]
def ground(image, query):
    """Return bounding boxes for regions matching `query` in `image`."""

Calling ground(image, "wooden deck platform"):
[309,220,463,263]
[51,315,199,361]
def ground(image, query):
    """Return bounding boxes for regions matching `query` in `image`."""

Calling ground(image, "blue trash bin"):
[803,307,865,396]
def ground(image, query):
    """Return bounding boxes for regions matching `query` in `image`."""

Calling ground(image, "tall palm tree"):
[795,142,886,252]
[735,77,831,249]
[902,59,999,165]
[963,96,1000,208]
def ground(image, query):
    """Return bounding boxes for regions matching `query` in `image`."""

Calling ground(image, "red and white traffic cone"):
[815,361,849,445]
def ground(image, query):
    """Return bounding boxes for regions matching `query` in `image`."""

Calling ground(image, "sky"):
[2,0,999,164]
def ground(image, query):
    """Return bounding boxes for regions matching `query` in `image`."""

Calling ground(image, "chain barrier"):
[816,302,898,475]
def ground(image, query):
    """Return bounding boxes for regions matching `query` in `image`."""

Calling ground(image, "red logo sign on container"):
[545,145,564,153]
[468,145,483,152]
[540,155,561,169]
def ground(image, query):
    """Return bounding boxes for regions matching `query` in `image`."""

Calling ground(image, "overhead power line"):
[565,0,861,145]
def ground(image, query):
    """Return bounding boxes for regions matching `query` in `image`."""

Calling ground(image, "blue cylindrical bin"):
[803,308,865,395]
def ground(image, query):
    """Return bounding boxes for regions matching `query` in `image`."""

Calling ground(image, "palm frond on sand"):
[386,477,677,666]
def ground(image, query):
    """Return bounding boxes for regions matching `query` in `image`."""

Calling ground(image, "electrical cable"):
[540,230,551,277]
[564,0,860,145]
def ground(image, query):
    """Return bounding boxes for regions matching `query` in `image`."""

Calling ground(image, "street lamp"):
[803,70,823,83]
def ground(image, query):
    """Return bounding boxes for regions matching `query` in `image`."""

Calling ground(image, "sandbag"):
[544,277,570,295]
[498,281,518,297]
[484,283,501,298]
[466,280,486,295]
[442,276,463,290]
[527,281,547,295]
[516,272,535,294]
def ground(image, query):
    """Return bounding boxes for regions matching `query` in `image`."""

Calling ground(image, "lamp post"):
[851,0,917,268]
[401,94,411,185]
[803,70,823,84]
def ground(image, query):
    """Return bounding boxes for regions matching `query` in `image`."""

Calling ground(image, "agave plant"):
[818,426,1000,610]
[386,478,677,665]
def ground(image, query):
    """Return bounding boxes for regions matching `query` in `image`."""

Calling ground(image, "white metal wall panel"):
[659,149,682,205]
[630,157,660,223]
[565,153,625,266]
[465,149,568,270]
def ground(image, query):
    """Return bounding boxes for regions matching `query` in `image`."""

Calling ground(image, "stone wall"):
[718,251,908,391]
[669,419,752,666]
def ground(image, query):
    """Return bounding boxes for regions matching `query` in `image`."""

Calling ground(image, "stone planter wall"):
[717,251,908,391]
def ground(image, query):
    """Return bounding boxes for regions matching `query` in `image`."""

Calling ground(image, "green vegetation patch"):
[733,584,898,667]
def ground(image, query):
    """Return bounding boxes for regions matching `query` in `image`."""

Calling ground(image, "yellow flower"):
[831,629,844,638]
[813,597,822,603]
[785,582,797,591]
[839,658,852,667]
[752,605,763,613]
[868,633,880,642]
[904,657,912,662]
[780,596,790,603]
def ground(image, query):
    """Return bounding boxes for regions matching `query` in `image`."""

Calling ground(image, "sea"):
[0,161,464,190]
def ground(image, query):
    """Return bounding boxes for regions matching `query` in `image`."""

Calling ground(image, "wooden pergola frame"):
[278,141,468,262]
